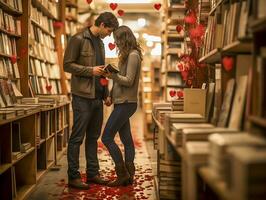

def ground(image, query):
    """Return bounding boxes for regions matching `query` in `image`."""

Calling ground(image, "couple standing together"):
[63,12,142,189]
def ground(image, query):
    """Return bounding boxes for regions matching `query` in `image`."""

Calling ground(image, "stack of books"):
[171,100,183,111]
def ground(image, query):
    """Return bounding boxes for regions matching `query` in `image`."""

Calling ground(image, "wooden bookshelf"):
[199,48,221,63]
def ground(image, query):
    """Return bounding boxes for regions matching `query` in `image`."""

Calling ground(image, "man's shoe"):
[68,178,90,189]
[86,174,109,185]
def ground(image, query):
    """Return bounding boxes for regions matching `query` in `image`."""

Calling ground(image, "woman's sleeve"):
[110,53,140,87]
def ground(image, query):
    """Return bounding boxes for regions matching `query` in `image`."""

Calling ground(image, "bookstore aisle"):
[28,108,157,200]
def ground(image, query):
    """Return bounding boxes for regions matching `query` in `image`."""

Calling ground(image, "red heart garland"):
[169,90,176,97]
[108,43,116,50]
[222,56,234,71]
[100,78,108,86]
[53,21,64,28]
[176,25,183,33]
[154,3,161,10]
[117,9,124,16]
[86,0,92,4]
[110,3,118,10]
[10,55,17,64]
[177,90,184,99]
[46,85,52,92]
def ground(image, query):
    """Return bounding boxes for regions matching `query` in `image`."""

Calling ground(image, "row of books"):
[32,0,58,19]
[0,0,22,12]
[0,57,20,79]
[29,76,62,95]
[30,23,55,49]
[30,6,55,36]
[0,79,17,107]
[0,8,21,35]
[29,57,60,79]
[198,0,210,23]
[0,32,17,56]
[65,6,77,18]
[29,43,58,65]
[65,20,78,36]
[200,1,249,57]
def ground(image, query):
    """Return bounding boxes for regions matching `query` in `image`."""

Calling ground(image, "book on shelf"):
[0,109,16,120]
[21,142,32,153]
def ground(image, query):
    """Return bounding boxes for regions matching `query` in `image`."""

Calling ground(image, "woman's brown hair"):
[113,25,143,64]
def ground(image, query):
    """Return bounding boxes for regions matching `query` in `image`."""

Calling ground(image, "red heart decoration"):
[154,3,161,10]
[10,55,17,64]
[187,79,192,86]
[177,90,184,99]
[46,85,52,92]
[177,63,183,71]
[109,3,118,10]
[100,78,108,86]
[176,25,183,33]
[222,56,234,71]
[108,43,116,50]
[181,70,188,80]
[86,0,93,4]
[169,90,176,97]
[53,21,64,28]
[117,9,124,16]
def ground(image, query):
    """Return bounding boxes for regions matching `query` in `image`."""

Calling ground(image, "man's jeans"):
[102,103,137,164]
[67,95,103,180]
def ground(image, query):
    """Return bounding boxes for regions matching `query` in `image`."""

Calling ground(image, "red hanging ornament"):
[187,79,192,86]
[117,9,124,16]
[176,90,184,99]
[222,56,234,71]
[109,3,118,10]
[154,3,161,10]
[169,90,176,97]
[184,12,197,24]
[177,63,183,71]
[10,55,17,64]
[46,85,52,92]
[100,78,108,86]
[176,25,183,34]
[108,43,116,50]
[86,0,93,4]
[181,70,188,81]
[53,21,64,28]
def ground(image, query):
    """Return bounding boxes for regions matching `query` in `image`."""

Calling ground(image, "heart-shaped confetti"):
[176,24,183,33]
[108,43,116,50]
[222,56,234,71]
[53,21,64,28]
[46,85,52,92]
[154,3,161,10]
[109,3,118,10]
[117,9,124,16]
[10,55,17,64]
[100,78,108,86]
[86,0,93,4]
[177,90,183,99]
[169,90,176,97]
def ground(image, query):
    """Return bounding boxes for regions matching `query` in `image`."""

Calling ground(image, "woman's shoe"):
[107,163,130,187]
[125,162,135,185]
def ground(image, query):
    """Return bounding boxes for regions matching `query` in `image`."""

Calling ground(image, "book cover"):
[104,64,119,73]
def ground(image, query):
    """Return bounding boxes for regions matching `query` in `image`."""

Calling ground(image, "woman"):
[101,25,143,187]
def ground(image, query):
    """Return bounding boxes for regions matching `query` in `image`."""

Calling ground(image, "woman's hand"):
[102,70,112,79]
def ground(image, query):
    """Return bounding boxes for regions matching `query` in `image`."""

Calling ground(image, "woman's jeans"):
[102,103,137,164]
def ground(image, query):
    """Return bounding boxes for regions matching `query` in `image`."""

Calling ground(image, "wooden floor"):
[28,108,157,200]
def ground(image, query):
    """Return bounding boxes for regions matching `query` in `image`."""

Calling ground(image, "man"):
[63,12,118,189]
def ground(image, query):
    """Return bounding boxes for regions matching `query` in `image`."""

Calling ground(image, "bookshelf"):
[161,0,186,102]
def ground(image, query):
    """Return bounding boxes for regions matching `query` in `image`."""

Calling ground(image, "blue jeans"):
[67,95,103,180]
[101,103,137,164]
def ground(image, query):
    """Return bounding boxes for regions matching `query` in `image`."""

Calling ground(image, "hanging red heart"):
[86,0,93,4]
[187,79,192,86]
[108,43,116,50]
[109,3,118,10]
[46,85,52,92]
[10,55,17,64]
[117,9,124,16]
[169,90,176,97]
[222,56,234,71]
[53,21,64,28]
[177,63,183,71]
[100,78,108,86]
[184,13,197,24]
[154,3,161,10]
[176,25,183,33]
[177,90,184,99]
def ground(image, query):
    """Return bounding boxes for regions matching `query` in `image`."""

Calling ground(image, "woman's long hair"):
[113,25,143,65]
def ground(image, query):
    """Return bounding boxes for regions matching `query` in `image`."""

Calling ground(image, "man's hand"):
[104,97,112,106]
[102,70,112,78]
[92,66,105,76]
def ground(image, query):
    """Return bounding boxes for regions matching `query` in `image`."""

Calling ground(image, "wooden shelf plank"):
[199,48,221,63]
[0,27,21,38]
[198,166,230,200]
[222,40,252,53]
[0,163,12,175]
[16,184,36,200]
[30,19,55,38]
[0,110,40,126]
[248,116,266,128]
[250,17,266,32]
[12,147,35,164]
[0,52,20,59]
[31,0,57,19]
[0,1,22,16]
